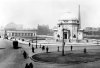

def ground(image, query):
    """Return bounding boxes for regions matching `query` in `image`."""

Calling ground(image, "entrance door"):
[64,32,67,39]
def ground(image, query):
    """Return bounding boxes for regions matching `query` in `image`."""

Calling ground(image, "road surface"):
[0,39,26,68]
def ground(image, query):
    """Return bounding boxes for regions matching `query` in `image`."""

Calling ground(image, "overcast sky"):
[0,0,100,29]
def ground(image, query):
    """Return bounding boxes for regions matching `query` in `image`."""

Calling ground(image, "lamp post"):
[60,23,65,56]
[62,28,65,56]
[36,36,37,48]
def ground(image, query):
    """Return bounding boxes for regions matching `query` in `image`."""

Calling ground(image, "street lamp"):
[62,28,65,56]
[36,35,37,48]
[60,23,65,56]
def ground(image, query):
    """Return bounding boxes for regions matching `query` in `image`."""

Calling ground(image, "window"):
[31,33,33,36]
[22,33,24,36]
[28,33,30,36]
[73,34,76,38]
[64,32,67,39]
[25,33,27,36]
[12,33,14,36]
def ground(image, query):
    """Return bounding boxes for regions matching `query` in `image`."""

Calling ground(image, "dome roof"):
[59,12,78,20]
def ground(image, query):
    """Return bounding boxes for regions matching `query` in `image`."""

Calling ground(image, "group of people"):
[25,62,33,68]
[41,45,49,53]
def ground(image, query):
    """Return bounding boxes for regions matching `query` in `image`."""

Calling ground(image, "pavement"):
[0,39,29,68]
[0,38,100,68]
[16,39,100,68]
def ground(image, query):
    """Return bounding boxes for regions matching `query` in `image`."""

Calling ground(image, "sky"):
[0,0,100,29]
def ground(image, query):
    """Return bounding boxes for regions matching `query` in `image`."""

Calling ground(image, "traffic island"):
[32,49,100,64]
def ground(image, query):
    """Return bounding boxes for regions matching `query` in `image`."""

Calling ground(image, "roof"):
[59,12,78,21]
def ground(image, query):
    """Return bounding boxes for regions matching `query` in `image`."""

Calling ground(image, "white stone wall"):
[78,31,83,40]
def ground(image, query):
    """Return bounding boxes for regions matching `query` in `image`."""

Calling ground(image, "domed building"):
[54,6,83,42]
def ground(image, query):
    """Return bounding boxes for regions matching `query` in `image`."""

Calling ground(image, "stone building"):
[0,29,37,39]
[53,6,83,42]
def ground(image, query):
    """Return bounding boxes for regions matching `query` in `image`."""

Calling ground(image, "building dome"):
[59,12,78,21]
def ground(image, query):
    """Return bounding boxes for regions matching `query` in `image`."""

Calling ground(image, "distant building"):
[84,27,100,39]
[6,29,37,39]
[4,23,23,30]
[0,28,37,39]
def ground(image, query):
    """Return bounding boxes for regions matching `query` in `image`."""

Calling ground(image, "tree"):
[37,25,53,35]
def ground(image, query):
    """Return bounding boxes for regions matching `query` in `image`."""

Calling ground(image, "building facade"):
[0,29,37,39]
[53,6,83,42]
[7,30,37,39]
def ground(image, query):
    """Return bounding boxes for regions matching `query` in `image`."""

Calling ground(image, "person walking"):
[25,63,28,68]
[29,62,33,68]
[32,46,34,53]
[23,51,27,59]
[40,44,41,48]
[58,46,59,52]
[84,48,87,54]
[46,46,49,53]
[71,45,73,51]
[42,46,45,51]
[29,42,31,47]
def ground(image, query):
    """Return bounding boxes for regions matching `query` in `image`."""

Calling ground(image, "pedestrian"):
[42,46,45,51]
[29,42,31,47]
[84,48,87,54]
[42,46,43,51]
[71,45,73,51]
[29,62,33,68]
[25,63,28,68]
[46,46,49,53]
[32,46,34,53]
[58,46,59,52]
[23,51,27,59]
[40,44,41,48]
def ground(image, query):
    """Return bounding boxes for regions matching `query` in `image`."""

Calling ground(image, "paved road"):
[0,39,27,68]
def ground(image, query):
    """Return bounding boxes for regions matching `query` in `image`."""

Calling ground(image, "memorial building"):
[53,6,83,42]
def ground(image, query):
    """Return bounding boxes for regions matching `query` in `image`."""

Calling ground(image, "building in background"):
[4,23,23,30]
[7,29,36,39]
[0,23,37,40]
[84,27,100,39]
